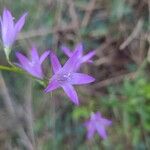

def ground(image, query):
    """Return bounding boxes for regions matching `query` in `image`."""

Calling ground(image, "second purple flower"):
[16,47,50,79]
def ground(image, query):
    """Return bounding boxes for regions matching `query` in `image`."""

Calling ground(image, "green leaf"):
[0,65,23,73]
[72,107,90,120]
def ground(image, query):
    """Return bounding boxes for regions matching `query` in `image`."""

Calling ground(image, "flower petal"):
[62,84,79,105]
[2,9,14,47]
[44,79,60,93]
[71,73,95,85]
[101,118,112,126]
[85,121,96,139]
[63,50,80,72]
[95,112,112,126]
[15,12,28,33]
[31,46,39,61]
[16,51,43,79]
[80,50,95,63]
[3,9,14,29]
[95,112,101,118]
[16,52,30,69]
[50,51,62,73]
[74,43,83,56]
[31,65,43,79]
[40,50,50,64]
[96,125,107,139]
[61,45,72,57]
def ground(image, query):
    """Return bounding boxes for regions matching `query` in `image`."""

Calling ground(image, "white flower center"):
[56,72,72,84]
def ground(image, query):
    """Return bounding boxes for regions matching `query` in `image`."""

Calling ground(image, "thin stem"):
[24,78,36,148]
[0,72,34,150]
[50,92,56,150]
[0,65,24,73]
[0,72,15,115]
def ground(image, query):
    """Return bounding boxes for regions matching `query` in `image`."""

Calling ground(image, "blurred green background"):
[0,0,149,149]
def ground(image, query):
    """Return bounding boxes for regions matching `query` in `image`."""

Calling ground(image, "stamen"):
[56,72,72,83]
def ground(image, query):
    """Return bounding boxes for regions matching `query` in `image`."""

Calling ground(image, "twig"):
[0,72,34,150]
[17,25,76,40]
[94,57,110,66]
[0,73,15,115]
[75,3,98,12]
[94,72,136,88]
[81,0,96,27]
[18,127,34,150]
[120,19,144,50]
[67,0,79,28]
[50,92,56,150]
[18,27,53,40]
[24,78,35,148]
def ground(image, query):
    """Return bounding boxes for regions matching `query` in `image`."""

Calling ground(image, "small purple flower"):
[0,8,27,48]
[61,43,95,70]
[85,112,112,140]
[44,50,95,105]
[16,47,50,79]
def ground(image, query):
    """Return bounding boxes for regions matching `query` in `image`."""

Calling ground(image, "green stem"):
[0,65,22,72]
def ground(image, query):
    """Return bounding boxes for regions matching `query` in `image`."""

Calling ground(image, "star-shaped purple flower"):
[61,43,95,70]
[44,50,95,105]
[16,47,50,79]
[85,112,112,140]
[0,8,27,48]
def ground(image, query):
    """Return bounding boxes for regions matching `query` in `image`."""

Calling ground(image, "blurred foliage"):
[31,75,150,149]
[70,76,150,149]
[0,0,149,149]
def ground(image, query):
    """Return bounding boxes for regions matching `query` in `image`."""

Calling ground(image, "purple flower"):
[85,112,112,140]
[61,43,95,70]
[16,47,50,79]
[44,51,95,105]
[0,8,27,48]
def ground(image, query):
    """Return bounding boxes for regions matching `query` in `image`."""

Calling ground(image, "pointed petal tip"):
[44,87,50,93]
[50,51,62,73]
[50,50,58,58]
[39,50,50,64]
[46,50,51,53]
[68,93,79,106]
[74,100,80,106]
[31,45,36,50]
[50,50,55,56]
[71,73,95,85]
[14,11,28,33]
[75,42,83,54]
[45,50,51,55]
[85,75,95,83]
[71,95,80,106]
[76,42,83,48]
[3,8,11,14]
[90,50,96,57]
[91,50,96,54]
[44,89,48,93]
[23,12,28,17]
[89,76,95,83]
[16,51,22,58]
[20,11,28,20]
